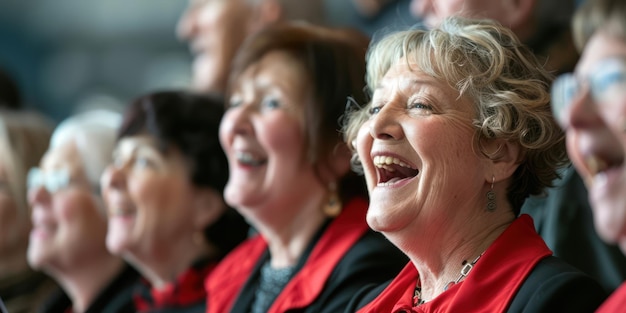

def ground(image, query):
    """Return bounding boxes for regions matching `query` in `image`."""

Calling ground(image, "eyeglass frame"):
[27,167,99,195]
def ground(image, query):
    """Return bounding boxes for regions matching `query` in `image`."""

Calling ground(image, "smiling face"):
[177,0,253,93]
[26,141,109,271]
[101,135,205,260]
[219,51,324,222]
[356,59,491,234]
[561,30,626,250]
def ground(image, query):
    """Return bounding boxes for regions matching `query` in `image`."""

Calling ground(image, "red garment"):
[358,215,552,313]
[134,261,217,312]
[596,283,626,312]
[205,198,369,313]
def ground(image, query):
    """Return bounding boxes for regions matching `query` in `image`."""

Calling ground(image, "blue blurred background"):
[0,0,416,122]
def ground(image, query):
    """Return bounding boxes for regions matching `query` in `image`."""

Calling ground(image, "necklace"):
[413,253,484,307]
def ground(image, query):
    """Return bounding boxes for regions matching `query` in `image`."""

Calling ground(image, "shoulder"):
[308,231,407,313]
[508,256,608,312]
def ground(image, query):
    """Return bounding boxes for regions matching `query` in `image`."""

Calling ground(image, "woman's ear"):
[193,188,227,231]
[482,138,522,184]
[314,142,353,186]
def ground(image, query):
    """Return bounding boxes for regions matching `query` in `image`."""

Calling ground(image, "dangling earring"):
[323,182,342,217]
[486,175,496,212]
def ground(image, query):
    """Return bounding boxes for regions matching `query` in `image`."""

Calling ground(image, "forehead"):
[41,141,82,171]
[377,59,454,95]
[116,135,158,153]
[236,51,310,93]
[577,30,626,75]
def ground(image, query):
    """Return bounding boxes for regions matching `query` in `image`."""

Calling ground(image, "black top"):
[231,227,408,313]
[38,265,139,313]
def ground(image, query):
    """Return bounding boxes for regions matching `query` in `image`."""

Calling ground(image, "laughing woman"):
[101,91,249,312]
[343,17,608,312]
[205,23,407,313]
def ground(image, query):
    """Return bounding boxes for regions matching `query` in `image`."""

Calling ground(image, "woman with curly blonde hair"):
[343,17,607,312]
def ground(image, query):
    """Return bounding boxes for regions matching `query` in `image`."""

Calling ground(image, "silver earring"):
[486,175,496,212]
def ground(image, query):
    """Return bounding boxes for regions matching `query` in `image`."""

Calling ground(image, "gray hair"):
[345,17,568,214]
[50,109,121,188]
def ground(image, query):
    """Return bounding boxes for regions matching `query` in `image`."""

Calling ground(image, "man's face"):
[178,0,253,93]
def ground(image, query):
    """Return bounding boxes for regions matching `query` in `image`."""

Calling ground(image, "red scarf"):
[358,215,552,313]
[134,261,216,312]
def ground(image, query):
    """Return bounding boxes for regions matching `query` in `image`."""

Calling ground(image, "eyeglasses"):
[27,167,72,194]
[551,57,626,129]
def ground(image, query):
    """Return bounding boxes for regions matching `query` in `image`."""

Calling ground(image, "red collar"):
[596,282,626,312]
[360,215,552,313]
[134,261,216,311]
[206,198,369,313]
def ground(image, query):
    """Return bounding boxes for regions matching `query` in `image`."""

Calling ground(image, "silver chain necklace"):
[413,253,484,307]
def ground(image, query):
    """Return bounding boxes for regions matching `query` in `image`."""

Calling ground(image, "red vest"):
[205,198,369,313]
[596,283,626,313]
[358,215,552,313]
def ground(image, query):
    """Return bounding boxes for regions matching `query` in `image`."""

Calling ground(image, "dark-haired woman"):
[101,91,249,312]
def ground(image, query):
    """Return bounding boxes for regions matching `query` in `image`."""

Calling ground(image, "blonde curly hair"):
[344,17,569,214]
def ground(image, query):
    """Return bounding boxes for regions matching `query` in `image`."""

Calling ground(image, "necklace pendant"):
[443,281,455,291]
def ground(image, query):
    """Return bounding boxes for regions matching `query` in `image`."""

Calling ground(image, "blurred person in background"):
[177,0,325,94]
[0,110,53,313]
[101,91,249,312]
[408,0,626,292]
[206,23,407,313]
[27,110,139,313]
[552,0,626,310]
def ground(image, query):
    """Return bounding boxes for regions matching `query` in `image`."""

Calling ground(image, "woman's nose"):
[28,185,51,208]
[101,163,126,194]
[566,90,605,130]
[176,4,198,41]
[222,105,256,138]
[369,105,404,141]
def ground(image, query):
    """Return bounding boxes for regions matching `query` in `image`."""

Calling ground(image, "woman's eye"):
[408,102,432,110]
[262,98,280,110]
[228,98,243,109]
[368,106,381,115]
[133,157,152,168]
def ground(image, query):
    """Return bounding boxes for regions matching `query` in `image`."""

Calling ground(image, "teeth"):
[586,155,608,176]
[235,151,262,165]
[373,155,412,169]
[110,207,134,217]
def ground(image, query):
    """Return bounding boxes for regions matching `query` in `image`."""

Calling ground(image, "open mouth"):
[585,153,624,179]
[373,155,419,186]
[109,206,136,218]
[236,151,267,167]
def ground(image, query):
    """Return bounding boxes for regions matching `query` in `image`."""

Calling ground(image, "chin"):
[593,204,626,245]
[105,231,131,256]
[26,249,48,269]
